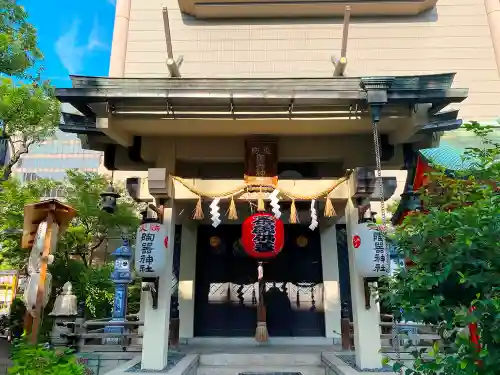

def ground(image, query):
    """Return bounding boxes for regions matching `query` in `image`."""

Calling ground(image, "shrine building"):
[55,0,500,371]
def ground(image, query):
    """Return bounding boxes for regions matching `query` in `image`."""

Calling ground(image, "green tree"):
[0,0,60,179]
[0,80,60,179]
[58,170,140,266]
[49,259,116,319]
[0,176,55,270]
[51,170,140,318]
[381,122,500,374]
[0,170,141,319]
[0,0,42,76]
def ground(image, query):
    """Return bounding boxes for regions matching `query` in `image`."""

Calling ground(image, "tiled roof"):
[419,144,477,172]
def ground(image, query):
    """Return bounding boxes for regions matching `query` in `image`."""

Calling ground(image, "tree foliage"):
[49,259,116,319]
[0,170,141,319]
[0,0,60,179]
[0,176,55,270]
[0,0,42,77]
[57,170,140,267]
[381,122,500,374]
[0,79,60,178]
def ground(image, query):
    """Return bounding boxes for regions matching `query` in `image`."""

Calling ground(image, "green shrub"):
[380,122,500,374]
[7,297,26,340]
[8,340,86,375]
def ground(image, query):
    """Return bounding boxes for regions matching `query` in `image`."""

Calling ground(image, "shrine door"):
[194,224,325,337]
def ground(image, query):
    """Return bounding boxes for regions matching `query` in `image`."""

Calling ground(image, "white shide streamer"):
[269,189,281,219]
[210,198,221,228]
[309,199,318,231]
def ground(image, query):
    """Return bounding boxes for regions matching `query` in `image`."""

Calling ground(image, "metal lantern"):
[100,183,120,214]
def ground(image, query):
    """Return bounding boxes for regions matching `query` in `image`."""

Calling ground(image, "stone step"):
[199,353,322,367]
[197,365,326,375]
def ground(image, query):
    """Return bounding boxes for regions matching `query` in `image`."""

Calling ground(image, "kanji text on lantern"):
[251,215,276,253]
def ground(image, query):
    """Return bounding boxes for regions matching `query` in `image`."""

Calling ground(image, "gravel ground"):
[125,352,185,373]
[337,354,394,373]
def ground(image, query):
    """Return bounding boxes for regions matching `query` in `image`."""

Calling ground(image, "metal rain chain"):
[370,109,402,371]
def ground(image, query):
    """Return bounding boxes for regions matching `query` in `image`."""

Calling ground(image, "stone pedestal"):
[50,316,76,347]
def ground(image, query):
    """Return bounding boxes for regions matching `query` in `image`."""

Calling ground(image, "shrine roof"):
[391,145,480,225]
[419,145,477,173]
[56,73,467,127]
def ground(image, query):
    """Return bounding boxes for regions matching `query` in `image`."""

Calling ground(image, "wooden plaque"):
[244,139,278,185]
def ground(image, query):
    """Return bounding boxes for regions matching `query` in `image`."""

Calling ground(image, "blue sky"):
[19,0,116,88]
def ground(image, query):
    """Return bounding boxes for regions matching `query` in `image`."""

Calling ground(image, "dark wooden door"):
[194,225,257,337]
[194,224,325,337]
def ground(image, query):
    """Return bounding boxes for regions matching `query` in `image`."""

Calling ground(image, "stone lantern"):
[49,282,78,347]
[103,237,134,344]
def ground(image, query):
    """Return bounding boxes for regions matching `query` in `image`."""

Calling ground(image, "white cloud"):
[55,17,107,74]
[87,17,106,51]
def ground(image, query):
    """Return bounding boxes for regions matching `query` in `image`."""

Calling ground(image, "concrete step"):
[197,365,326,375]
[199,353,322,367]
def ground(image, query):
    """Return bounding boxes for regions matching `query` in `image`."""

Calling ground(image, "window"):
[23,173,39,182]
[43,187,66,198]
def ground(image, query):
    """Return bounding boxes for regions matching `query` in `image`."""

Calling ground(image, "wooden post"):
[340,301,352,350]
[21,199,76,345]
[333,6,351,77]
[23,312,33,336]
[341,318,351,350]
[162,7,182,77]
[30,209,55,344]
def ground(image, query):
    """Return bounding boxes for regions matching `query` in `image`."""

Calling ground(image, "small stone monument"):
[49,282,78,347]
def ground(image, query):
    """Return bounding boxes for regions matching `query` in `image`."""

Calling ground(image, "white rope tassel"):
[309,199,318,231]
[269,189,281,219]
[210,198,221,228]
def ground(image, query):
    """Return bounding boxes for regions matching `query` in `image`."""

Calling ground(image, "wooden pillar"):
[21,199,76,344]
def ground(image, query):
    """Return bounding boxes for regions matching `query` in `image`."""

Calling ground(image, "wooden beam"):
[162,7,173,59]
[341,6,351,58]
[333,6,351,77]
[163,7,182,78]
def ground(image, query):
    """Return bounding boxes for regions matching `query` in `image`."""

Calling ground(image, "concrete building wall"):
[13,103,103,186]
[123,0,500,122]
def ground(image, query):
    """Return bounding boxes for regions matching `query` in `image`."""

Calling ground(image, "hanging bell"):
[100,183,121,214]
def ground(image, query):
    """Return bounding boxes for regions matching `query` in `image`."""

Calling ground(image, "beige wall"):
[123,0,500,123]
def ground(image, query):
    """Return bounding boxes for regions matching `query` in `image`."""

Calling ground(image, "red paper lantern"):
[241,213,285,259]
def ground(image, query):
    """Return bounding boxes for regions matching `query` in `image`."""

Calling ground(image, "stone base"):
[103,325,126,346]
[50,316,76,347]
[321,353,392,375]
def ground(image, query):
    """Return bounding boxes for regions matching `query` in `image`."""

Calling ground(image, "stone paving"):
[0,339,11,375]
[124,352,185,373]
